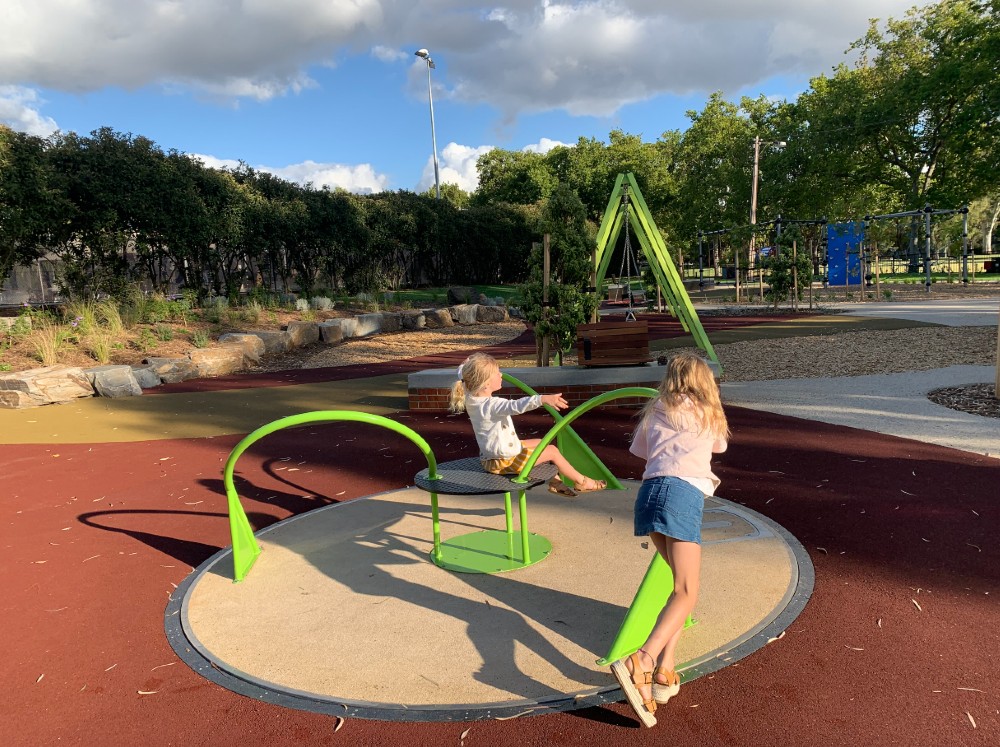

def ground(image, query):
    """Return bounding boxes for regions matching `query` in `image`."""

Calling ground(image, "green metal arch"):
[224,411,438,582]
[514,386,658,482]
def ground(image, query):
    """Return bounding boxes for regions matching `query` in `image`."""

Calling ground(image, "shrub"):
[295,298,310,312]
[155,325,174,342]
[191,330,210,348]
[64,301,97,335]
[94,300,125,336]
[131,329,158,354]
[86,333,114,364]
[0,362,10,372]
[310,296,334,311]
[29,322,75,365]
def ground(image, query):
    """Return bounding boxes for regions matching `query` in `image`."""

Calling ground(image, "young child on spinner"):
[610,352,729,727]
[449,353,606,495]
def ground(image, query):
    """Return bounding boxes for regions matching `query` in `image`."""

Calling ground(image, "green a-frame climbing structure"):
[594,172,719,365]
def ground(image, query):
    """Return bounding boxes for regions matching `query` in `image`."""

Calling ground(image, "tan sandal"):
[610,650,657,727]
[573,477,607,493]
[652,667,680,704]
[547,478,577,497]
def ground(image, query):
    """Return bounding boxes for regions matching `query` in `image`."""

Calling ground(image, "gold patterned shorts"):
[481,446,533,475]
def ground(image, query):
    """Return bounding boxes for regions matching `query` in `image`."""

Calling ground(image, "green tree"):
[0,126,72,285]
[473,148,557,206]
[518,184,598,364]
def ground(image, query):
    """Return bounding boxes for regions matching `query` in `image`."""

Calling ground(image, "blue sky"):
[1,1,924,194]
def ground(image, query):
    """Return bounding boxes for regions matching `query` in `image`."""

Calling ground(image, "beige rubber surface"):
[182,482,797,711]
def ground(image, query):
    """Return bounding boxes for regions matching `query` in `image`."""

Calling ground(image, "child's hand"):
[541,393,568,410]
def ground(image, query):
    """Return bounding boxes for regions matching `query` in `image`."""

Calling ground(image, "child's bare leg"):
[519,439,592,487]
[628,534,701,689]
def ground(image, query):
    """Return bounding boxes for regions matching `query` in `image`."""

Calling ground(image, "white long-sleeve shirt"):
[465,394,543,459]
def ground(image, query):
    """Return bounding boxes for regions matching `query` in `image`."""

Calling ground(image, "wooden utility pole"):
[792,240,798,311]
[590,244,598,324]
[540,234,551,367]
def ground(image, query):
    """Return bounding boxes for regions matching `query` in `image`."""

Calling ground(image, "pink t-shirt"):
[629,398,728,492]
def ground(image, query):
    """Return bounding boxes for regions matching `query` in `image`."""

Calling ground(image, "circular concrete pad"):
[167,481,813,721]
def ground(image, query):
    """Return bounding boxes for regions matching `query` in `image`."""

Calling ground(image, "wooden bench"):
[576,320,650,367]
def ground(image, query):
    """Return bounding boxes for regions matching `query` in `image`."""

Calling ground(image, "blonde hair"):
[641,352,729,438]
[448,353,500,413]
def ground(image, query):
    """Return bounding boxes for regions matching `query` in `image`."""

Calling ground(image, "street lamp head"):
[415,49,435,68]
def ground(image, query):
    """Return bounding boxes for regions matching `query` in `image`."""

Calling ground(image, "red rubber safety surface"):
[4,368,998,745]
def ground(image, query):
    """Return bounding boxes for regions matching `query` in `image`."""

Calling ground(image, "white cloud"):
[191,153,390,194]
[371,45,408,63]
[265,160,390,194]
[522,137,571,154]
[0,85,58,137]
[0,2,922,115]
[419,142,493,193]
[418,137,572,192]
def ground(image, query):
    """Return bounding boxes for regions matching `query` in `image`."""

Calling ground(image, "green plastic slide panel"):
[223,410,438,582]
[501,372,631,490]
[596,553,692,666]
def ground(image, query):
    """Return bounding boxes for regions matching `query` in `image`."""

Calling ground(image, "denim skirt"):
[634,476,706,544]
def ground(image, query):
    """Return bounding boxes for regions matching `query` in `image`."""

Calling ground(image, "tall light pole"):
[750,135,786,301]
[414,49,441,199]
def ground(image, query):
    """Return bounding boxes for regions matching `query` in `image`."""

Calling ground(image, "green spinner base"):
[431,530,552,574]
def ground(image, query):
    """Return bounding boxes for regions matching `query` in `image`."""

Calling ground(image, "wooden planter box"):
[576,320,650,367]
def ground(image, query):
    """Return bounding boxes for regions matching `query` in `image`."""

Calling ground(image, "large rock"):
[318,320,344,344]
[218,333,266,364]
[447,286,475,304]
[142,357,198,384]
[449,304,479,325]
[400,311,426,330]
[354,313,382,337]
[83,365,142,398]
[285,321,320,348]
[0,365,95,409]
[130,364,162,389]
[244,330,292,356]
[423,309,454,328]
[188,347,245,377]
[476,304,509,323]
[321,318,357,340]
[379,313,402,333]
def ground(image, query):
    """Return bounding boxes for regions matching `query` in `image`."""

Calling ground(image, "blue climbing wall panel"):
[827,222,864,285]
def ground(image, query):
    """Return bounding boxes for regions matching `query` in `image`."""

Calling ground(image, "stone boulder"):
[449,304,479,325]
[142,357,198,384]
[285,321,320,348]
[83,365,142,398]
[188,347,245,377]
[130,364,162,389]
[400,311,426,330]
[354,313,382,337]
[244,330,292,356]
[321,318,357,340]
[379,313,402,333]
[447,286,475,304]
[218,333,266,364]
[423,309,454,329]
[318,320,344,344]
[0,365,95,409]
[476,305,509,323]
